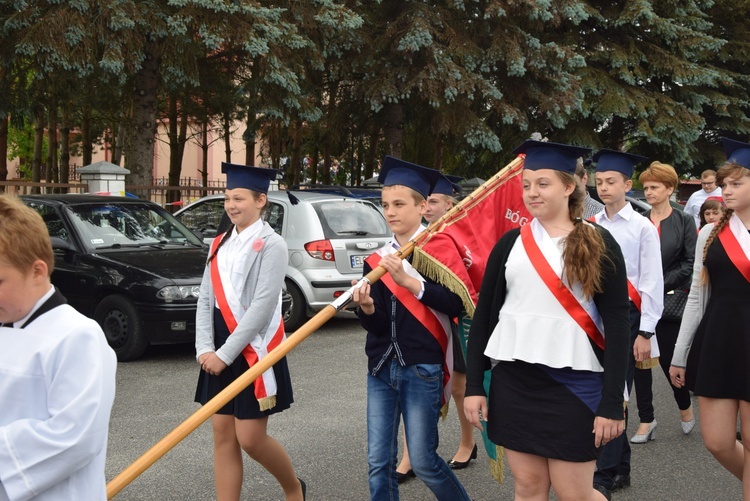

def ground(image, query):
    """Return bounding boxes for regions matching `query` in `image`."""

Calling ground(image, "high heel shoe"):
[396,469,415,484]
[681,417,696,435]
[297,478,306,501]
[630,420,657,443]
[448,443,478,470]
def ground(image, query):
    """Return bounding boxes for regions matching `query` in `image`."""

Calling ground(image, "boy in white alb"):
[0,195,117,501]
[591,149,664,495]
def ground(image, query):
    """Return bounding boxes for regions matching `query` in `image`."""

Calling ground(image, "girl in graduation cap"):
[464,140,631,501]
[194,163,304,501]
[670,138,750,498]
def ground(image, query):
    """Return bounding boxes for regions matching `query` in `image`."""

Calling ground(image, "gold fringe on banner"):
[257,395,276,412]
[636,357,659,370]
[488,445,505,484]
[412,247,476,318]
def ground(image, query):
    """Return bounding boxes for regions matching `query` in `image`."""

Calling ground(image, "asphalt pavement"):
[106,316,741,500]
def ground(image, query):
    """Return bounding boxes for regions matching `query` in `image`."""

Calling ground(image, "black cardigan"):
[464,226,631,420]
[643,208,697,292]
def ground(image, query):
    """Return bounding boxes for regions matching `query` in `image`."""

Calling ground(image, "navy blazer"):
[358,258,463,374]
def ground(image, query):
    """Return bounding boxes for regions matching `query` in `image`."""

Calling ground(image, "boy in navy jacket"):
[353,157,470,501]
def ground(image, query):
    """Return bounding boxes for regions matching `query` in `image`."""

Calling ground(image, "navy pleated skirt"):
[194,308,293,419]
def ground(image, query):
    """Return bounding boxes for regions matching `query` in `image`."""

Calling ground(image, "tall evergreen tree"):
[565,1,740,172]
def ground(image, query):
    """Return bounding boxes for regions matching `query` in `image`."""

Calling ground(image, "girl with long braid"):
[464,141,631,501]
[671,138,750,498]
[194,163,304,501]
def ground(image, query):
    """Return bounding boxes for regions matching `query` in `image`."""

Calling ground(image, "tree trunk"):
[310,149,319,185]
[32,110,45,193]
[244,103,256,165]
[321,145,331,185]
[47,96,58,186]
[364,122,380,179]
[383,103,404,158]
[112,123,124,166]
[81,105,92,166]
[123,40,163,197]
[0,114,8,186]
[223,112,231,163]
[201,120,209,187]
[433,136,443,171]
[355,131,364,186]
[289,119,302,186]
[166,93,181,205]
[60,104,70,189]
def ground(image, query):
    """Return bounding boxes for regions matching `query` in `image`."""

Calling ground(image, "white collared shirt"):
[594,203,664,332]
[215,218,264,312]
[387,225,425,300]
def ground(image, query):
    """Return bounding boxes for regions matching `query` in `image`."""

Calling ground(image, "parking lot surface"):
[107,317,741,500]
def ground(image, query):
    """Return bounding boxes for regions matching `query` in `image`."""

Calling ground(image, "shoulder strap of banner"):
[520,224,605,350]
[209,233,239,333]
[718,223,750,283]
[365,252,451,392]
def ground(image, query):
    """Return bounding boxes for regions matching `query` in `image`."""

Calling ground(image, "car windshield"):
[312,200,389,239]
[65,202,204,249]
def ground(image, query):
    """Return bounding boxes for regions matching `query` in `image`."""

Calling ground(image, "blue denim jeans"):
[367,359,470,501]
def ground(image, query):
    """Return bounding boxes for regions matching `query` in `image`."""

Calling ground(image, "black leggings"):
[633,319,692,423]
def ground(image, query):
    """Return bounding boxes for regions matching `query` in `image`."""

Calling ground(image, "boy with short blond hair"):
[353,157,470,501]
[0,195,117,501]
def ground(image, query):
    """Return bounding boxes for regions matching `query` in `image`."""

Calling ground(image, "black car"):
[22,195,208,361]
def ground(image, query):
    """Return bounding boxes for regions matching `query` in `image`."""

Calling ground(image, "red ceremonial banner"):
[413,159,530,316]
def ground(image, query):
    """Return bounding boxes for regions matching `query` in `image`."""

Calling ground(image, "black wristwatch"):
[638,330,654,339]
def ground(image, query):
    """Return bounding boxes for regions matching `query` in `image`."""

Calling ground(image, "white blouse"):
[483,219,604,372]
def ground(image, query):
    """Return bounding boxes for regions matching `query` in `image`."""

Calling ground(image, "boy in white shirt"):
[0,195,117,501]
[591,150,664,496]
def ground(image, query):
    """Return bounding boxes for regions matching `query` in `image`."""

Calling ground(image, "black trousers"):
[633,319,692,423]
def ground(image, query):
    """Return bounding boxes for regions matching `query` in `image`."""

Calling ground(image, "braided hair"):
[207,224,235,264]
[700,161,750,284]
[700,208,733,286]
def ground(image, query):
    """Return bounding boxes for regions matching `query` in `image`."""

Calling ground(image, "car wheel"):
[94,295,149,361]
[283,280,307,333]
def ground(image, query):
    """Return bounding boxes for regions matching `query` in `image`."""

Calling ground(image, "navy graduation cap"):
[432,174,464,196]
[593,149,648,178]
[377,156,442,199]
[513,140,592,174]
[722,137,750,169]
[222,162,280,193]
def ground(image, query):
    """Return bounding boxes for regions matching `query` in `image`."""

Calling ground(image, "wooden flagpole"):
[106,155,524,499]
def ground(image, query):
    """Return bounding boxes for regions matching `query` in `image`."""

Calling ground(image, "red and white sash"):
[718,213,750,283]
[521,221,605,349]
[210,233,286,411]
[366,246,454,409]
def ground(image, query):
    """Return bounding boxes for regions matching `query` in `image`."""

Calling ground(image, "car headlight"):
[157,285,201,301]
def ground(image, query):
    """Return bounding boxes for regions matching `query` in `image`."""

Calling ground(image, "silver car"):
[175,191,390,331]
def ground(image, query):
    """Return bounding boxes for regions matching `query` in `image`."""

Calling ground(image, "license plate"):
[350,254,366,268]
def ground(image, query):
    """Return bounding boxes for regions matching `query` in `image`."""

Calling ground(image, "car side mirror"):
[50,237,76,252]
[192,229,206,241]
